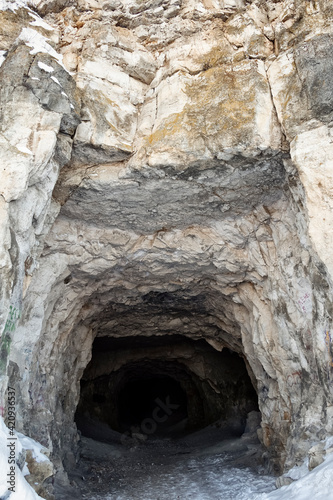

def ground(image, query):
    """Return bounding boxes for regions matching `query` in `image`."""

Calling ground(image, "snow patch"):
[37,61,54,73]
[255,453,333,500]
[0,50,6,67]
[16,144,33,155]
[22,462,30,476]
[16,431,49,463]
[325,436,333,450]
[0,417,44,499]
[196,2,206,13]
[50,75,61,86]
[285,459,309,480]
[18,27,67,71]
[28,11,54,31]
[0,0,29,12]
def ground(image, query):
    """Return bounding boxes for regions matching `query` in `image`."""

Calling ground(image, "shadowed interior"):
[75,336,259,440]
[117,374,188,433]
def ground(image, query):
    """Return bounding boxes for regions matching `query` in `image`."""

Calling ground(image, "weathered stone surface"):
[137,60,281,169]
[25,449,55,500]
[308,442,325,471]
[0,1,333,497]
[275,475,294,488]
[267,30,333,278]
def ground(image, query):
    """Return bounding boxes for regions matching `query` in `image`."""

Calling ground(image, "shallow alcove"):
[75,335,259,442]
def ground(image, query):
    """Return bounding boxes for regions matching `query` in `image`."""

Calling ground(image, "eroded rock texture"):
[1,0,333,491]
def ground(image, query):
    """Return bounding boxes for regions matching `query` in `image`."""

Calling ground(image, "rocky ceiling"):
[1,0,333,489]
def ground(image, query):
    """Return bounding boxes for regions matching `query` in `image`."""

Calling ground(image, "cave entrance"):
[75,335,259,442]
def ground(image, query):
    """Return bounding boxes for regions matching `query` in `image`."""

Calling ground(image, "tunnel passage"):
[75,335,259,441]
[117,368,189,434]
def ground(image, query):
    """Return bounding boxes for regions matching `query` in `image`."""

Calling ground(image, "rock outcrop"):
[0,0,333,494]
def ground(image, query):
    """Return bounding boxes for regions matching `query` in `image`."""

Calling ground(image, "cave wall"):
[0,0,333,477]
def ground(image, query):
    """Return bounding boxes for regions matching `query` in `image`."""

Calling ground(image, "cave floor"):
[65,424,277,500]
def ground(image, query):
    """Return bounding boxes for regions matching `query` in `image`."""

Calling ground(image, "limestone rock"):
[0,2,333,496]
[140,60,281,169]
[308,442,325,471]
[267,32,333,277]
[25,449,55,500]
[275,475,294,488]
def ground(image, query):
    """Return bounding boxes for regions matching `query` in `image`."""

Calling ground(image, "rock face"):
[1,0,333,493]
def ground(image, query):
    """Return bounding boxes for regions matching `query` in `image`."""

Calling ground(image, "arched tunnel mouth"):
[75,335,260,443]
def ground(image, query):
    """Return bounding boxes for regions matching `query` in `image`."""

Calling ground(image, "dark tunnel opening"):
[117,374,188,434]
[75,335,259,443]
